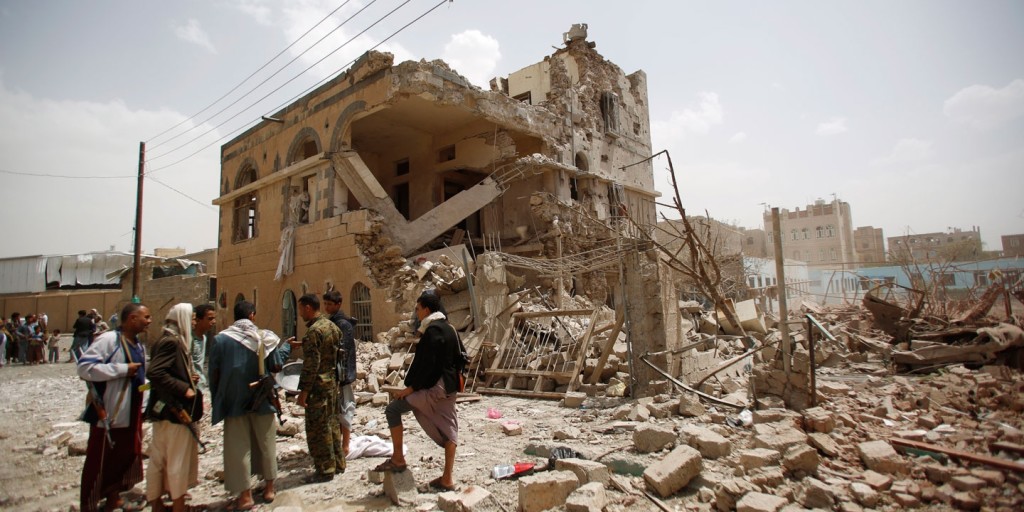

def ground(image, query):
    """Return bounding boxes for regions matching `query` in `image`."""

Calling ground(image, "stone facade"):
[853,226,885,266]
[888,227,982,263]
[764,198,856,270]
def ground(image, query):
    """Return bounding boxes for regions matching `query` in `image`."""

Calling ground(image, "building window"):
[233,166,258,242]
[512,91,532,104]
[938,273,955,286]
[299,175,315,224]
[791,229,798,241]
[395,158,409,176]
[826,225,835,237]
[350,282,373,341]
[600,91,620,133]
[816,226,824,238]
[819,249,825,261]
[281,290,297,341]
[830,247,837,261]
[746,236,754,245]
[802,228,810,240]
[438,145,456,162]
[1010,239,1021,248]
[974,271,989,287]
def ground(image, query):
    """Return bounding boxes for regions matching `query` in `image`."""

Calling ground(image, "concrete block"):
[383,469,418,506]
[860,469,892,491]
[782,444,820,475]
[565,482,607,512]
[850,482,880,507]
[736,491,788,512]
[752,423,807,452]
[795,477,835,509]
[801,406,835,433]
[646,401,676,419]
[949,474,986,492]
[633,424,676,454]
[807,432,840,457]
[680,424,731,459]
[501,421,523,436]
[554,458,610,486]
[678,395,706,417]
[857,440,908,474]
[739,448,781,470]
[372,393,390,406]
[642,445,703,498]
[715,477,760,512]
[518,470,579,512]
[438,485,491,512]
[563,392,586,408]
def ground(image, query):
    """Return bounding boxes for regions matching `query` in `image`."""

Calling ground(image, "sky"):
[1,0,1022,259]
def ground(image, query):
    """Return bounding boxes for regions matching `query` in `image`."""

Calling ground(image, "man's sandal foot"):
[428,477,457,492]
[372,459,407,473]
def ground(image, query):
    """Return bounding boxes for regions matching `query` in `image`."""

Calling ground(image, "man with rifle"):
[77,302,150,512]
[209,300,290,509]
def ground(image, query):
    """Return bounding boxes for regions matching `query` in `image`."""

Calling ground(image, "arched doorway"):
[350,282,373,341]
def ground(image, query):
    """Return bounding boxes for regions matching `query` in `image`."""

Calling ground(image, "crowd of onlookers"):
[0,309,113,367]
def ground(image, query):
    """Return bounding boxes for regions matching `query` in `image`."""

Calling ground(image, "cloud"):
[729,132,747,144]
[174,19,217,54]
[233,0,273,26]
[651,92,723,147]
[0,80,220,257]
[815,117,848,136]
[871,137,933,166]
[442,30,501,88]
[943,78,1024,129]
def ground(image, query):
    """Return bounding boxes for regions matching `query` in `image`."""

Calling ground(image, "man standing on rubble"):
[71,310,96,362]
[191,304,216,389]
[295,293,344,482]
[209,300,290,509]
[323,290,358,456]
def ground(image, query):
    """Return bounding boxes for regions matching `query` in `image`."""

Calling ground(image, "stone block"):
[602,453,646,476]
[716,478,761,512]
[438,485,491,512]
[969,468,1004,485]
[563,392,586,408]
[923,464,953,484]
[857,440,908,474]
[501,421,523,436]
[680,424,731,459]
[747,467,785,488]
[782,444,819,475]
[949,474,986,491]
[860,470,892,491]
[518,470,579,512]
[849,481,880,507]
[626,404,649,422]
[554,458,610,486]
[383,469,418,506]
[807,432,840,457]
[372,393,390,406]
[801,407,835,433]
[893,493,921,508]
[643,445,703,498]
[752,408,801,427]
[753,423,808,452]
[739,448,781,470]
[795,477,835,509]
[678,394,706,417]
[633,424,676,454]
[565,482,607,512]
[646,401,676,419]
[951,491,981,511]
[736,491,788,512]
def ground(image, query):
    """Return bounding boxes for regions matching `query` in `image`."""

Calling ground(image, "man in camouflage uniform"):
[295,293,345,483]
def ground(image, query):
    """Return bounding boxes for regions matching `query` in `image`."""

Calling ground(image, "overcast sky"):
[1,0,1022,259]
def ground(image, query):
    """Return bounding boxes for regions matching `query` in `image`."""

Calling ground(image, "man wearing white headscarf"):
[144,303,202,512]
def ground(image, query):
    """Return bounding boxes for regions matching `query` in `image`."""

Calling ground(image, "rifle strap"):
[107,332,132,429]
[257,336,266,376]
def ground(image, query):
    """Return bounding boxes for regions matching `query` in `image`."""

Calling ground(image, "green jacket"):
[298,313,341,393]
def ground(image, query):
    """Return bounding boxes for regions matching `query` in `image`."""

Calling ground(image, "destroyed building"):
[212,25,669,386]
[763,198,859,270]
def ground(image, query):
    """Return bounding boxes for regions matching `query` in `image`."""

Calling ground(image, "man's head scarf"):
[163,303,194,350]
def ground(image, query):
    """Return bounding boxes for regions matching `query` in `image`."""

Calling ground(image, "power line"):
[146,0,449,176]
[145,177,217,211]
[146,0,417,170]
[147,0,376,155]
[0,168,134,179]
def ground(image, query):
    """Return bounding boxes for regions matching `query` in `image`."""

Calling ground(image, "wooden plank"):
[989,441,1024,457]
[476,387,566,400]
[484,313,520,388]
[891,438,1024,473]
[589,311,625,385]
[568,309,602,393]
[511,309,594,319]
[484,368,575,378]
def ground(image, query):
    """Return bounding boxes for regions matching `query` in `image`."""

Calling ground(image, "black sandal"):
[372,459,408,473]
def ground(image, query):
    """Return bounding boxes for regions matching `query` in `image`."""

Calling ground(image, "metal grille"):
[280,290,297,341]
[350,282,373,341]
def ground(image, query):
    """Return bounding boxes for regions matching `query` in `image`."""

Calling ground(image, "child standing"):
[47,329,61,364]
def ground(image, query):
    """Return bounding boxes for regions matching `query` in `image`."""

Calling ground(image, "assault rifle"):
[156,399,208,453]
[248,374,286,426]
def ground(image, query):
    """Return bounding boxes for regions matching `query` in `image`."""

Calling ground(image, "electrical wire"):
[145,177,217,211]
[0,168,134,179]
[148,0,376,153]
[146,0,450,176]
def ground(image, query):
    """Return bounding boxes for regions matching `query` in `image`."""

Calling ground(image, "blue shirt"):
[208,332,290,424]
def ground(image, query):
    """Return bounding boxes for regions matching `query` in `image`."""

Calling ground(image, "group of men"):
[1,311,59,366]
[75,291,360,512]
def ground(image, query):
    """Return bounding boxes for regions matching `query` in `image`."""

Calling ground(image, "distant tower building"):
[853,226,885,267]
[763,198,856,270]
[1002,234,1024,258]
[888,227,982,262]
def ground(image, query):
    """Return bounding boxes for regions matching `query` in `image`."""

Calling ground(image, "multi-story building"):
[1002,234,1024,258]
[887,227,982,263]
[763,198,856,270]
[212,27,659,344]
[853,226,885,266]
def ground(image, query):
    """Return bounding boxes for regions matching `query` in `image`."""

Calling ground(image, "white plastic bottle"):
[491,464,515,479]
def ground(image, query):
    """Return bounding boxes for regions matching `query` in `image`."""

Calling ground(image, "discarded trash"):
[548,446,585,463]
[492,462,536,479]
[726,409,753,428]
[366,419,379,430]
[486,407,503,419]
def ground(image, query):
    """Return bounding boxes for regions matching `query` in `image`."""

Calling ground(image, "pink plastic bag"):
[486,407,503,419]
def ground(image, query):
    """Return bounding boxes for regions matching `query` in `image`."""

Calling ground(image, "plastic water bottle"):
[492,464,515,479]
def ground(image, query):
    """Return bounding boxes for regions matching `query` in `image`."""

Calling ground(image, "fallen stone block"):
[643,445,702,498]
[951,491,981,511]
[860,469,893,491]
[795,477,835,509]
[633,424,676,454]
[739,448,781,470]
[554,458,610,486]
[807,432,840,458]
[849,481,880,507]
[949,474,986,492]
[801,407,835,433]
[680,424,731,459]
[602,453,646,476]
[969,468,1004,485]
[782,444,820,475]
[752,408,801,427]
[383,469,418,506]
[563,392,586,409]
[747,467,784,488]
[438,485,491,512]
[518,470,579,512]
[753,423,807,452]
[678,395,706,417]
[372,393,391,406]
[646,401,676,419]
[857,440,908,474]
[553,426,582,440]
[892,492,921,508]
[501,421,523,436]
[736,491,788,512]
[565,482,607,512]
[626,404,650,422]
[715,478,760,512]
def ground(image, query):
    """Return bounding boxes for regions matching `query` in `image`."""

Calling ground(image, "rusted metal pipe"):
[639,355,745,410]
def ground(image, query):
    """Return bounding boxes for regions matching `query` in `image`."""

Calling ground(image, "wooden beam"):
[589,311,625,385]
[476,388,566,400]
[891,438,1024,473]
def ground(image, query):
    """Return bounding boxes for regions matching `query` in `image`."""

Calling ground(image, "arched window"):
[802,228,810,240]
[826,224,835,237]
[816,226,824,238]
[281,290,297,341]
[234,293,246,306]
[791,229,798,241]
[233,166,258,242]
[350,282,373,341]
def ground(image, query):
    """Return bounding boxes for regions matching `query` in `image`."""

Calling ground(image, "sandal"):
[262,488,276,503]
[372,459,408,473]
[428,477,457,492]
[227,497,254,511]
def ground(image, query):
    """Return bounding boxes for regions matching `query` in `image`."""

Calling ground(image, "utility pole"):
[771,207,791,376]
[132,142,145,303]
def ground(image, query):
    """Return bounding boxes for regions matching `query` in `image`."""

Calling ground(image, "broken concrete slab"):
[565,481,607,512]
[632,424,676,454]
[752,423,808,452]
[437,485,491,512]
[643,445,703,498]
[383,469,418,506]
[680,424,731,459]
[739,448,782,471]
[518,470,579,512]
[554,458,610,486]
[735,491,788,512]
[857,440,909,474]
